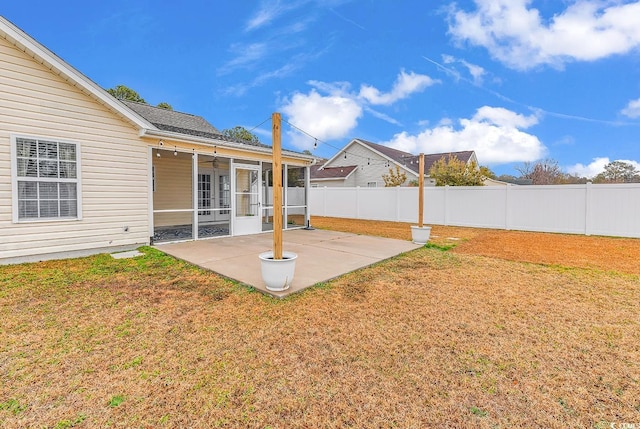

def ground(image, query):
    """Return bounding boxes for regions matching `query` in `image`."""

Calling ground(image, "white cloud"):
[441,54,486,84]
[245,0,308,31]
[280,89,363,149]
[566,157,610,178]
[461,59,486,84]
[382,106,546,164]
[218,43,268,75]
[567,157,640,178]
[364,106,402,126]
[553,135,576,146]
[473,106,539,128]
[442,54,456,64]
[621,97,640,118]
[279,70,436,148]
[358,70,438,105]
[448,0,640,70]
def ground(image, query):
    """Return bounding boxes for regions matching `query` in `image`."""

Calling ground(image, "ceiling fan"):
[199,157,219,168]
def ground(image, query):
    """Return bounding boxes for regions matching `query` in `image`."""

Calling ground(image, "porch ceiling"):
[155,229,421,298]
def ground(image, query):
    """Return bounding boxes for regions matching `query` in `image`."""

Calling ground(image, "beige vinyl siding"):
[326,142,417,187]
[0,35,149,262]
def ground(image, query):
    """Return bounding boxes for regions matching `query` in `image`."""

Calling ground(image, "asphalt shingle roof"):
[121,100,220,135]
[311,165,357,179]
[356,139,475,175]
[120,100,307,157]
[355,139,413,164]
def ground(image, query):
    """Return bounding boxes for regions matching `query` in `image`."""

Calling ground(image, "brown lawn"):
[311,216,640,276]
[1,219,639,428]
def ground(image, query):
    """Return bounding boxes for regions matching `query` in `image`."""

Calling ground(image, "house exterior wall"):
[324,142,417,187]
[0,36,149,263]
[312,179,348,187]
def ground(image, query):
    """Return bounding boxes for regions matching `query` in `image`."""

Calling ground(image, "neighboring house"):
[310,138,477,187]
[482,177,510,186]
[309,165,357,187]
[0,16,313,264]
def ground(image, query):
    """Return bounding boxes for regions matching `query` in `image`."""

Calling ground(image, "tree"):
[382,165,407,187]
[428,155,486,186]
[593,161,640,183]
[156,102,173,110]
[222,126,261,144]
[515,159,564,185]
[480,165,496,180]
[106,85,146,103]
[496,174,519,184]
[558,174,588,184]
[106,84,173,108]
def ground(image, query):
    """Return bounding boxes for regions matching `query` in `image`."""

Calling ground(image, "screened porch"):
[151,147,310,244]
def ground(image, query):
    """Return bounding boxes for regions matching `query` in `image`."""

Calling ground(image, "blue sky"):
[4,1,640,176]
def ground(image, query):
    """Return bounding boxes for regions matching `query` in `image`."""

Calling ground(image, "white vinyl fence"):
[310,183,640,238]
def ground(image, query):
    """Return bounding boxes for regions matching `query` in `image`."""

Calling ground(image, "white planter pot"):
[259,251,298,292]
[411,226,432,244]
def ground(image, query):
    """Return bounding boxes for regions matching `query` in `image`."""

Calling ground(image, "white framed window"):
[11,135,82,222]
[367,181,378,188]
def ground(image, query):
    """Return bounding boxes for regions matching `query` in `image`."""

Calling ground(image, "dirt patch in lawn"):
[310,216,640,275]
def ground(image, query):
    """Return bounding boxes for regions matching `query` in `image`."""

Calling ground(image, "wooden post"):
[418,153,424,228]
[272,112,283,260]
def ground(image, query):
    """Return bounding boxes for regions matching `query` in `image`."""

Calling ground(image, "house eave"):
[140,128,315,164]
[310,177,347,182]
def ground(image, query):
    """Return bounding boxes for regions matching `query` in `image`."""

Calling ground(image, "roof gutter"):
[140,128,315,163]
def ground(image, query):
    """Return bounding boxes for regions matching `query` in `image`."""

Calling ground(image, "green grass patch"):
[424,242,456,251]
[108,395,125,408]
[53,414,87,428]
[470,406,488,417]
[0,398,26,415]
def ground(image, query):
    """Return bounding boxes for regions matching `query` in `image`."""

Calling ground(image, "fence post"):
[444,185,449,226]
[355,186,360,219]
[505,184,511,230]
[585,182,592,236]
[396,186,401,221]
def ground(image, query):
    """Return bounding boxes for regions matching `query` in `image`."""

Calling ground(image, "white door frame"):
[197,166,214,223]
[214,168,231,222]
[232,163,262,236]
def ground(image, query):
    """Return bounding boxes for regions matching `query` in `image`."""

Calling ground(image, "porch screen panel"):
[235,168,259,217]
[285,165,306,228]
[152,150,194,242]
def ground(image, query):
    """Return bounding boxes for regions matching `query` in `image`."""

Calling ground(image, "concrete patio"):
[156,229,422,297]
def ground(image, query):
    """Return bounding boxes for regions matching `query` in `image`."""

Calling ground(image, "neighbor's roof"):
[405,151,477,175]
[310,164,358,180]
[355,140,475,175]
[357,139,414,164]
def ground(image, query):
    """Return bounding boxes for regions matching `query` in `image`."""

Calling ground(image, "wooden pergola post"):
[418,153,424,228]
[272,112,283,260]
